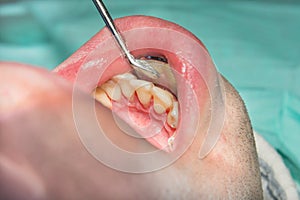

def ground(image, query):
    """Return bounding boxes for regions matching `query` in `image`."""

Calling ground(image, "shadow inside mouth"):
[138,54,168,63]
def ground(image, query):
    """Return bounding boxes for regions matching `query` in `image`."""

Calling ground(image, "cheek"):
[203,109,244,175]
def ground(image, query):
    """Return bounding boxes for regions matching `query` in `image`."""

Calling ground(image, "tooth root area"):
[93,88,112,109]
[100,80,122,101]
[152,87,173,114]
[167,102,179,128]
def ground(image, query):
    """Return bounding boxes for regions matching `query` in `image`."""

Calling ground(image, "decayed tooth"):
[152,87,173,114]
[135,83,153,107]
[93,88,112,109]
[167,101,179,128]
[100,80,122,101]
[129,80,154,106]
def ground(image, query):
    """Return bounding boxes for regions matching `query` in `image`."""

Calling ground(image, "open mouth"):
[54,15,225,159]
[92,56,179,151]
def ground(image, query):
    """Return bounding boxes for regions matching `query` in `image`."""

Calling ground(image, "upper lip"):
[53,15,205,83]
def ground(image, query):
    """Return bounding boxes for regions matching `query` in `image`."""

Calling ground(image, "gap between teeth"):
[92,72,179,129]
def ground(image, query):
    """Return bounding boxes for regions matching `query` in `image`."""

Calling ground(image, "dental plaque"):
[92,57,179,152]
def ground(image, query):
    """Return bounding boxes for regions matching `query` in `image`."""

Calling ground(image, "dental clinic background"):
[1,0,299,190]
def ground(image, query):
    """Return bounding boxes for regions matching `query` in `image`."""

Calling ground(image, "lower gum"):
[93,73,178,150]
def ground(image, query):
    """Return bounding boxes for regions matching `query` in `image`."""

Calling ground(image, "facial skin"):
[0,16,263,199]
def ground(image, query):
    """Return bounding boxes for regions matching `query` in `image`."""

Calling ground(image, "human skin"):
[0,16,263,199]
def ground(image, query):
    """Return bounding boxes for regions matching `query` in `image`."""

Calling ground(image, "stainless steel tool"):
[92,0,177,94]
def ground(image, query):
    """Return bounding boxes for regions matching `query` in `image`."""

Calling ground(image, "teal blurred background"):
[1,0,299,189]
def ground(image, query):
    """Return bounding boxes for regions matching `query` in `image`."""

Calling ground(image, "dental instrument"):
[92,0,177,94]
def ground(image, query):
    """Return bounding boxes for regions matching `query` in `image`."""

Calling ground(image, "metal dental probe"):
[92,0,177,95]
[92,0,160,79]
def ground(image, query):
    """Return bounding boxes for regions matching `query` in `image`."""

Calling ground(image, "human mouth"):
[54,15,225,158]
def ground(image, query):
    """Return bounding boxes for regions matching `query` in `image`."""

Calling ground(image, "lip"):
[53,15,205,82]
[54,15,225,159]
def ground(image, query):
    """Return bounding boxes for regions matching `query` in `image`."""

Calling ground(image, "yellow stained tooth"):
[152,87,173,114]
[167,101,179,128]
[111,73,138,101]
[93,87,112,109]
[136,84,153,107]
[153,104,166,114]
[129,79,153,106]
[100,80,121,101]
[118,80,135,100]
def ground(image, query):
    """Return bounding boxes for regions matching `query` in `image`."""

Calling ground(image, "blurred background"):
[1,0,299,191]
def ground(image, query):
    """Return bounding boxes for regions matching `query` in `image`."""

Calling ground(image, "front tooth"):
[129,79,154,106]
[93,88,112,109]
[152,87,173,114]
[100,80,121,101]
[111,73,138,100]
[136,84,153,107]
[167,101,179,128]
[129,79,152,90]
[117,80,135,100]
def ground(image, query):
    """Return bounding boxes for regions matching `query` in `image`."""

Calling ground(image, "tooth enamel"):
[168,135,175,150]
[153,104,166,114]
[112,73,137,81]
[100,80,122,101]
[111,73,138,100]
[93,88,112,109]
[136,84,153,107]
[152,87,173,114]
[167,101,179,128]
[129,79,152,90]
[118,80,135,100]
